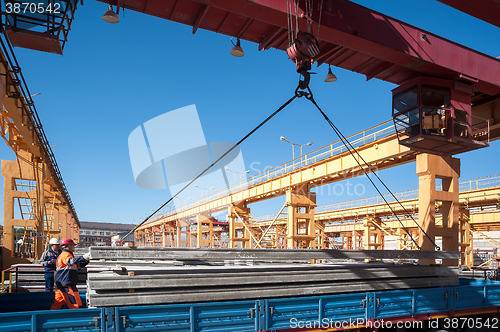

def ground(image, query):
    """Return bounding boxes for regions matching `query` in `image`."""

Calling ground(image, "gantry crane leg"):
[286,185,317,248]
[417,154,460,266]
[228,203,252,248]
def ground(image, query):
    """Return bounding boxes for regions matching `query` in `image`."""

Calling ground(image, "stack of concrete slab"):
[86,247,459,308]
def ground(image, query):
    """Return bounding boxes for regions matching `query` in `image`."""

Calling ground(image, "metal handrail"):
[0,264,69,293]
[0,266,15,294]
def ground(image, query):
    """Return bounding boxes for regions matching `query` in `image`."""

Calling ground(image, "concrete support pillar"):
[228,203,251,248]
[286,186,317,248]
[417,153,460,266]
[459,208,473,269]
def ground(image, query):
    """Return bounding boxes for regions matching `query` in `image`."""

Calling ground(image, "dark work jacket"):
[40,248,60,278]
[54,249,88,288]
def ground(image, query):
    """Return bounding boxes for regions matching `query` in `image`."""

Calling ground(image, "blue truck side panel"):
[453,279,500,310]
[373,287,450,320]
[0,308,105,332]
[1,279,500,332]
[113,300,259,332]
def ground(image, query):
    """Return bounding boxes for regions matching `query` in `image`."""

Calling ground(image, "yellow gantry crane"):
[0,39,79,270]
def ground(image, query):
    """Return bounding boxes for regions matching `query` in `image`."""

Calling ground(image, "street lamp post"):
[280,136,313,167]
[194,185,215,197]
[225,167,250,183]
[174,196,191,206]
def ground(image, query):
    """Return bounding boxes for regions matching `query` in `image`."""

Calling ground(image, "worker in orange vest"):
[50,238,90,310]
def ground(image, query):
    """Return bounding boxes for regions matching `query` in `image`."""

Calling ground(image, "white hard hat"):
[49,238,60,245]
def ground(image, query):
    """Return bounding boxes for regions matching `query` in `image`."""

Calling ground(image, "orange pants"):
[50,285,82,310]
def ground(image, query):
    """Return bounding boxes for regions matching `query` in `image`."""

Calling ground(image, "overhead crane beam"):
[98,0,500,101]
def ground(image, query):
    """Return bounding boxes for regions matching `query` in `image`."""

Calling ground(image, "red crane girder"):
[98,0,500,102]
[437,0,500,29]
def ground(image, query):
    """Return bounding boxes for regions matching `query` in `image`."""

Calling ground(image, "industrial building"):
[78,221,135,247]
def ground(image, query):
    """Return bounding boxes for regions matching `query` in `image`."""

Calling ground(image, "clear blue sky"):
[1,0,499,225]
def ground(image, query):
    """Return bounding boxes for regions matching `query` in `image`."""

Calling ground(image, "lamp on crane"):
[324,65,338,83]
[230,38,244,57]
[102,5,120,24]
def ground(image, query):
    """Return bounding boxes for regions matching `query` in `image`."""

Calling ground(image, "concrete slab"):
[89,247,460,261]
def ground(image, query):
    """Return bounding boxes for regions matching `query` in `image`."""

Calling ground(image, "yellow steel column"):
[346,235,353,249]
[161,225,166,247]
[314,222,325,249]
[176,219,190,247]
[2,151,41,268]
[166,222,177,247]
[228,204,251,248]
[459,208,473,269]
[417,153,460,266]
[363,217,383,250]
[397,227,404,250]
[196,214,213,248]
[32,157,46,260]
[286,187,317,248]
[60,209,68,240]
